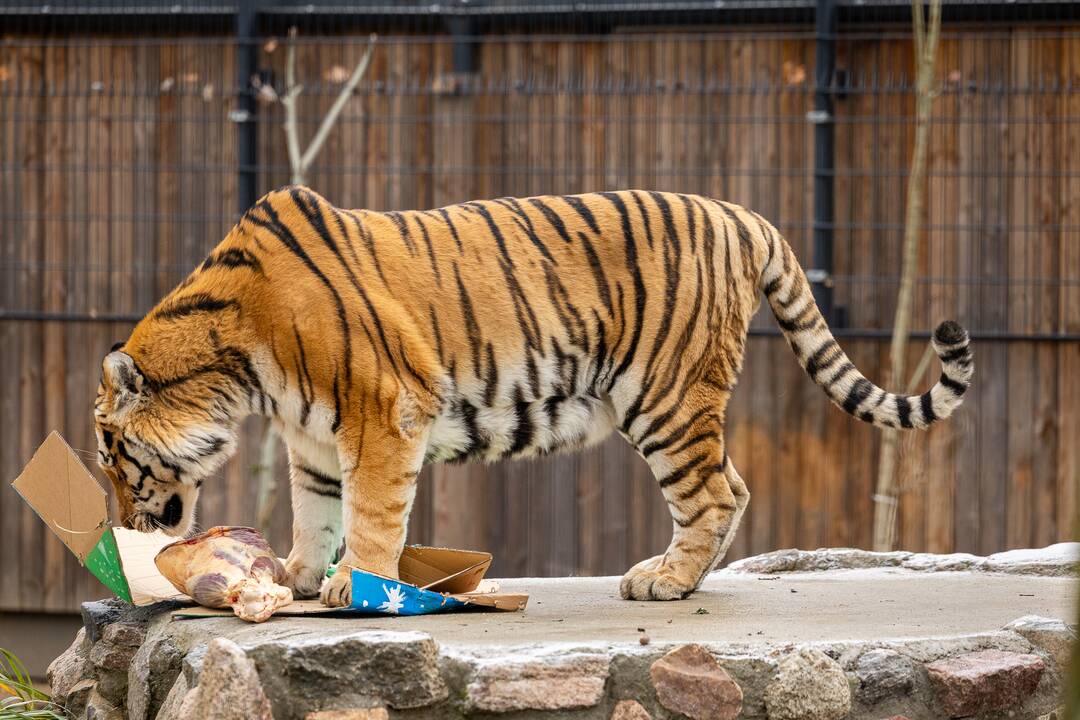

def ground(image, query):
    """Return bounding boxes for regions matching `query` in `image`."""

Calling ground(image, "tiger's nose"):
[158,494,183,527]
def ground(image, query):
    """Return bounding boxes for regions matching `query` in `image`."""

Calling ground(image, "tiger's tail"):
[759,233,973,429]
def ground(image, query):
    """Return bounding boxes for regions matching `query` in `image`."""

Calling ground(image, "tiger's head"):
[94,344,237,536]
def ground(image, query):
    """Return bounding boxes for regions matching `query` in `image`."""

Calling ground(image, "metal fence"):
[1,0,1077,613]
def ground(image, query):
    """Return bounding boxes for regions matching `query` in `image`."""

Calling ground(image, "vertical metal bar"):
[236,0,258,214]
[811,0,837,323]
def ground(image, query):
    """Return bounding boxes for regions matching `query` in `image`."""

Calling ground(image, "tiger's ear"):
[102,351,146,413]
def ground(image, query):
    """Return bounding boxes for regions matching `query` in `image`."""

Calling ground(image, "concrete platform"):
[47,546,1079,720]
[166,569,1075,650]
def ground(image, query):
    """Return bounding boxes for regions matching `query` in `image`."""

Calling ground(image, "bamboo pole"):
[872,0,941,551]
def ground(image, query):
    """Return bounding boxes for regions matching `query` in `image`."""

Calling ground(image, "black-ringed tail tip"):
[763,249,974,431]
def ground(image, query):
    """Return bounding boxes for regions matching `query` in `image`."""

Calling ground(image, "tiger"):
[93,186,973,604]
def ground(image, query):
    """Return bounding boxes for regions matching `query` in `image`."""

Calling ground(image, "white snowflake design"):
[378,583,407,614]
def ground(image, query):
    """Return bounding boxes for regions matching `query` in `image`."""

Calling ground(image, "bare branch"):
[873,0,942,552]
[282,26,304,185]
[298,34,377,177]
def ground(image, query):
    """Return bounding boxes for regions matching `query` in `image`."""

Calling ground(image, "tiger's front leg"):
[282,445,344,599]
[320,407,430,608]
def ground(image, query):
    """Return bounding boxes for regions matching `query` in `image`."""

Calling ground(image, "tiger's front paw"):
[283,562,327,600]
[319,567,354,608]
[619,555,699,601]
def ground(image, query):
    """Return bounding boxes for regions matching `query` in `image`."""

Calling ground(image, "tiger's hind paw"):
[619,555,699,601]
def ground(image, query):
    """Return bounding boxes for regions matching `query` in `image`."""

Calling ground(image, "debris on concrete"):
[926,649,1046,717]
[763,647,851,720]
[649,644,742,720]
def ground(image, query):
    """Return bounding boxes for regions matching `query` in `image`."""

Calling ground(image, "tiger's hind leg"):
[620,387,738,600]
[711,459,749,570]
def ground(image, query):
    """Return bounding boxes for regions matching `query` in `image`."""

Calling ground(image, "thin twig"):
[298,34,377,175]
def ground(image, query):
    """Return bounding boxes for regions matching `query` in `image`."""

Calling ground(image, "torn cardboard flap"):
[12,431,109,563]
[11,432,186,606]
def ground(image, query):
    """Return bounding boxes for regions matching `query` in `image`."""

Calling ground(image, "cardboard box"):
[11,432,185,605]
[13,432,527,617]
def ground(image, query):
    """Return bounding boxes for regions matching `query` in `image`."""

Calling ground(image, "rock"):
[305,710,389,720]
[611,699,652,720]
[855,648,915,705]
[926,649,1045,717]
[727,548,911,574]
[725,543,1080,577]
[81,599,125,643]
[47,627,91,706]
[763,647,851,720]
[649,644,743,720]
[1037,708,1066,720]
[96,668,129,707]
[156,673,190,720]
[90,623,145,671]
[85,688,124,720]
[127,634,184,720]
[66,677,97,718]
[1005,615,1077,670]
[248,631,447,717]
[983,543,1080,576]
[184,638,273,720]
[466,652,609,713]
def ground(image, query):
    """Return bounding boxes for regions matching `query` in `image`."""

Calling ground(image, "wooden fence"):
[0,25,1077,613]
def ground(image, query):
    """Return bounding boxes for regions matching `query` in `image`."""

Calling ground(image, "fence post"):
[811,0,837,323]
[236,0,259,214]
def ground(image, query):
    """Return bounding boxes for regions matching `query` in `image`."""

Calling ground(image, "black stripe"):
[292,323,314,427]
[300,483,341,499]
[920,391,937,424]
[508,386,534,455]
[560,195,601,234]
[436,207,464,252]
[153,294,239,321]
[454,265,484,380]
[202,247,263,274]
[483,342,499,407]
[496,197,557,264]
[629,191,657,250]
[841,377,874,415]
[599,192,647,387]
[939,373,968,396]
[658,453,708,488]
[577,231,614,319]
[297,464,341,488]
[640,405,714,456]
[675,504,714,528]
[940,346,972,364]
[895,395,914,428]
[386,211,418,255]
[527,197,572,244]
[245,197,353,388]
[804,339,841,378]
[412,213,443,286]
[429,304,446,365]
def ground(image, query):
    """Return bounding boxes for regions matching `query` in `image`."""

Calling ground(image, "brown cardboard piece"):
[11,431,186,606]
